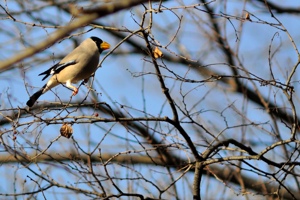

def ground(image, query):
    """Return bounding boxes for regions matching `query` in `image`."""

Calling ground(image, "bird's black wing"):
[38,60,77,81]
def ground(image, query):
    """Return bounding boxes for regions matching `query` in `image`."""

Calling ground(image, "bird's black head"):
[90,36,110,53]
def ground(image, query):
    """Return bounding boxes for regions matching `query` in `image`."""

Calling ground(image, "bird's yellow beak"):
[100,41,110,50]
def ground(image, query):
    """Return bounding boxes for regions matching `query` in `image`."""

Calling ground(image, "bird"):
[26,36,110,107]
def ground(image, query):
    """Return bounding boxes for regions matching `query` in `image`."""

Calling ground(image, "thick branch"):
[2,152,298,200]
[0,0,151,72]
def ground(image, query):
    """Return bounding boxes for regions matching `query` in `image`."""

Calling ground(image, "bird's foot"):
[72,88,78,96]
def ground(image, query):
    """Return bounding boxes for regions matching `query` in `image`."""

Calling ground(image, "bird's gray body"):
[44,38,100,92]
[26,36,110,107]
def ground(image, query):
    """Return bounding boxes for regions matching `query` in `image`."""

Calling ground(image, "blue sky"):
[0,0,300,199]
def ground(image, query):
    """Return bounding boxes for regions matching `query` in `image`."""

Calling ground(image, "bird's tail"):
[26,84,46,107]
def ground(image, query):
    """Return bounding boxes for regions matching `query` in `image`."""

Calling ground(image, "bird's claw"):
[72,88,78,96]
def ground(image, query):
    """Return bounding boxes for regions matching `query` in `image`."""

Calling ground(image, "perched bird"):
[26,36,110,107]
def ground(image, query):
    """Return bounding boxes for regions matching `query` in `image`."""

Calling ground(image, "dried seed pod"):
[153,47,163,58]
[245,12,250,20]
[60,123,73,138]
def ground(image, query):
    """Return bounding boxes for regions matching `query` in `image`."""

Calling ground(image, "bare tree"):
[0,0,300,199]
